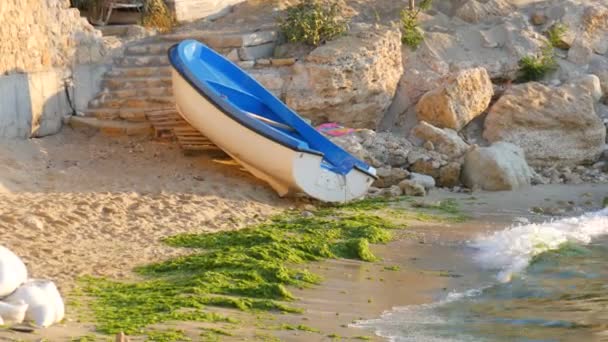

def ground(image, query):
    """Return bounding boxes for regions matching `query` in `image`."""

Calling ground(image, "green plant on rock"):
[546,23,569,49]
[400,0,433,48]
[278,0,348,46]
[517,45,557,82]
[141,0,176,33]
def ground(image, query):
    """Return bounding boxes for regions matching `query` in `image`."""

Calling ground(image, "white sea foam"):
[351,287,489,341]
[470,208,608,282]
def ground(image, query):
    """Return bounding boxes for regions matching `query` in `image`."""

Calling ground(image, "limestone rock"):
[439,162,462,188]
[410,173,436,190]
[484,76,606,166]
[330,131,413,168]
[380,185,403,198]
[285,25,402,128]
[398,180,426,197]
[530,12,548,26]
[462,142,533,191]
[416,68,494,130]
[373,167,410,188]
[411,121,469,159]
[589,57,608,98]
[411,158,442,179]
[454,0,514,24]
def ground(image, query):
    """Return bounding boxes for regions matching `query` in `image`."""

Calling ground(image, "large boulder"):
[462,142,533,191]
[454,0,514,24]
[285,24,402,129]
[484,76,606,166]
[416,68,494,131]
[411,121,469,159]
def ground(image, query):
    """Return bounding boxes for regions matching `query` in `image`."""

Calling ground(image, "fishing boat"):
[168,39,377,202]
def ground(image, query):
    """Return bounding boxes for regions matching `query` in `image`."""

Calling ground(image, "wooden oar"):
[244,111,296,132]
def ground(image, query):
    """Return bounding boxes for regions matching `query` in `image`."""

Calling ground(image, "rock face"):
[416,68,494,131]
[462,142,533,191]
[285,25,402,129]
[411,121,469,159]
[484,76,606,166]
[0,0,107,74]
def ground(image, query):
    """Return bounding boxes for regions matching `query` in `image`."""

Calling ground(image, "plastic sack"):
[3,279,65,327]
[0,246,28,297]
[0,300,28,324]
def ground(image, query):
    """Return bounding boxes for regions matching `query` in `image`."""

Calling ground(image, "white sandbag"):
[0,300,28,324]
[3,279,64,327]
[0,246,28,297]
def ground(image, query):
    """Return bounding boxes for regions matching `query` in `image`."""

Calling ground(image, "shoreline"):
[270,185,608,341]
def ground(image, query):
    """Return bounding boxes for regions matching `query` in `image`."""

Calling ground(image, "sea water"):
[355,209,608,341]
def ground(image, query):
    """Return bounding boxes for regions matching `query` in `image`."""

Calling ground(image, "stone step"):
[105,66,172,78]
[68,116,152,137]
[102,76,173,90]
[160,30,278,49]
[92,96,175,110]
[98,24,140,37]
[94,87,173,101]
[85,106,175,122]
[114,55,170,67]
[125,41,175,56]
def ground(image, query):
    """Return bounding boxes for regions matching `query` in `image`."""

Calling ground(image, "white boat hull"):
[172,70,375,202]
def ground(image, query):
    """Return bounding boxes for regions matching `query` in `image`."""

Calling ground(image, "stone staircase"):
[70,28,294,152]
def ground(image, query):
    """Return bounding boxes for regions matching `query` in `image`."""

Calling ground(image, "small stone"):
[237,61,255,69]
[301,211,314,218]
[398,180,426,196]
[411,159,441,178]
[530,12,547,26]
[256,58,271,66]
[115,332,129,342]
[271,57,297,66]
[380,185,403,197]
[423,140,435,151]
[226,49,240,62]
[373,167,410,188]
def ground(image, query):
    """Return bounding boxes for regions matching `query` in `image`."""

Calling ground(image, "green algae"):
[384,265,400,271]
[146,329,190,342]
[80,196,466,337]
[279,323,321,332]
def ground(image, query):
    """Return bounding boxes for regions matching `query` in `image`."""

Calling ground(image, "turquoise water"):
[356,209,608,342]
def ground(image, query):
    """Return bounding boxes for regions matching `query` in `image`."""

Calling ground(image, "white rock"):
[410,172,436,190]
[0,246,28,297]
[462,142,533,191]
[4,279,65,327]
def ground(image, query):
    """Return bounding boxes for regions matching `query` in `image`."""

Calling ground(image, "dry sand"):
[0,129,290,293]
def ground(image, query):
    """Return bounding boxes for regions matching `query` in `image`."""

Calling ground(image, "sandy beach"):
[0,129,291,293]
[1,130,605,341]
